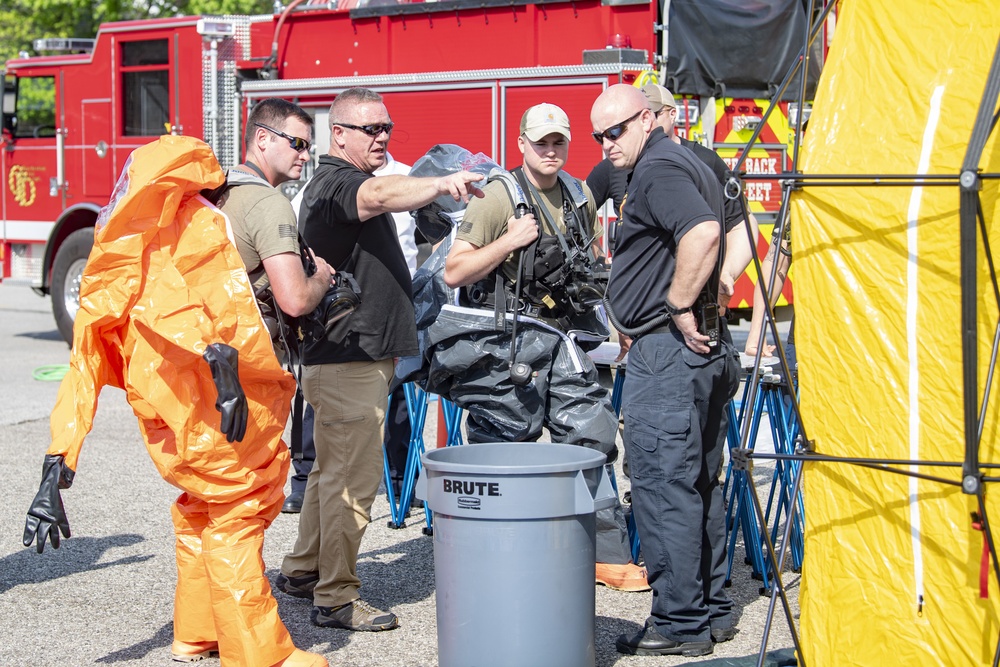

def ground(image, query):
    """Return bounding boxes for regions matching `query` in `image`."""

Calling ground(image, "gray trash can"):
[415,442,616,667]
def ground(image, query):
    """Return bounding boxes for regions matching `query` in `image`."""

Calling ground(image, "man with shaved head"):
[587,83,758,337]
[591,84,741,658]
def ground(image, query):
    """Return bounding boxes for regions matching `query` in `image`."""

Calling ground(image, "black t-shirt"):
[588,140,745,235]
[298,155,418,364]
[587,158,630,216]
[608,129,724,329]
[678,137,746,232]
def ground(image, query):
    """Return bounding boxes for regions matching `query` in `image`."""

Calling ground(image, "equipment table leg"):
[726,379,770,585]
[384,383,430,529]
[419,398,465,536]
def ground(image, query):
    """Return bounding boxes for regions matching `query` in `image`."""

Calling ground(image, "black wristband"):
[665,297,692,317]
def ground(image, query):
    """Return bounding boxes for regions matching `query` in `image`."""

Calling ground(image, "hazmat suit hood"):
[49,135,294,487]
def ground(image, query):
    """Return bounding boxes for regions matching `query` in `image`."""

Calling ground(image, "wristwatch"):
[664,297,692,317]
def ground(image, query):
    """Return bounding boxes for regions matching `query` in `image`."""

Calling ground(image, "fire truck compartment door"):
[82,100,113,197]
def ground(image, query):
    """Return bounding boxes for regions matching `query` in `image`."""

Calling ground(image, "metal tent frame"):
[722,1,1000,664]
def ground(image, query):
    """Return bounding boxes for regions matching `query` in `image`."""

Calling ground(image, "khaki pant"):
[282,359,392,607]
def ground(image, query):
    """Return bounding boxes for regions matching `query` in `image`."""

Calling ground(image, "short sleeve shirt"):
[298,155,418,365]
[456,174,601,282]
[608,129,724,329]
[586,158,629,217]
[220,172,300,292]
[588,141,745,235]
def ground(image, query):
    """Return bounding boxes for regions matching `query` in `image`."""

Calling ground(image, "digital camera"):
[304,271,362,339]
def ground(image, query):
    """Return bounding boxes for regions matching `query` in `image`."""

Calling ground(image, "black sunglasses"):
[335,122,395,138]
[591,110,643,144]
[255,122,311,153]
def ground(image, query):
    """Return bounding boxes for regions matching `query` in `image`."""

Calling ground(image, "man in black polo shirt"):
[276,87,483,633]
[588,84,758,360]
[591,84,741,657]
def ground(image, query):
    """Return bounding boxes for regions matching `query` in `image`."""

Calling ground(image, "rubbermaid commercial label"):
[443,479,501,510]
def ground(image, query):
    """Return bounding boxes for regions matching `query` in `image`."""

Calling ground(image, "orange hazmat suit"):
[41,135,304,666]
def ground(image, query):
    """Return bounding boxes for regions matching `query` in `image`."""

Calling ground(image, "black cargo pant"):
[622,326,740,642]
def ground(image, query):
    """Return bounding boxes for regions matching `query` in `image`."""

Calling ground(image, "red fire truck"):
[1,0,825,343]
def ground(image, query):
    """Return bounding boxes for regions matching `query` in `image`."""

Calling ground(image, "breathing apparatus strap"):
[511,168,541,287]
[513,168,591,268]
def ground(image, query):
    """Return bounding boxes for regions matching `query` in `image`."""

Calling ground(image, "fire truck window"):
[123,71,169,136]
[122,40,169,67]
[121,40,170,136]
[2,77,15,136]
[12,76,56,139]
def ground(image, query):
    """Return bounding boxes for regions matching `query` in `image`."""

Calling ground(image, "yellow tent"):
[795,1,1000,664]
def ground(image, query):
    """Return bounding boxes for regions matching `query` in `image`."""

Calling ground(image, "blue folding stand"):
[383,383,464,534]
[609,363,643,564]
[612,359,804,586]
[722,367,803,590]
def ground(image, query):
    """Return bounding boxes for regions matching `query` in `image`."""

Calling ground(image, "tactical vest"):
[461,167,608,333]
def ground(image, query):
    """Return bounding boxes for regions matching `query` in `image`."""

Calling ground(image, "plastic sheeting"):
[410,144,502,244]
[665,0,821,99]
[794,2,1000,664]
[393,144,503,387]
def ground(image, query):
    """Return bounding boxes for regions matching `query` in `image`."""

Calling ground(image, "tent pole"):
[756,439,808,667]
[960,34,1000,496]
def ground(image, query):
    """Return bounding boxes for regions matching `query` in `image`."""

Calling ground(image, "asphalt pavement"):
[0,282,798,667]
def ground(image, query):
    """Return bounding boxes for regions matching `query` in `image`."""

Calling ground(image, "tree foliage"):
[1,0,273,64]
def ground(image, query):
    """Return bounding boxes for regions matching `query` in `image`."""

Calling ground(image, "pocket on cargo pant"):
[623,404,692,482]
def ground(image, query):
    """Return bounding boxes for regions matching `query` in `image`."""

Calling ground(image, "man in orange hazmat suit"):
[21,135,326,667]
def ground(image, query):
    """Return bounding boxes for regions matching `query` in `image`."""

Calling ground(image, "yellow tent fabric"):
[795,1,1000,664]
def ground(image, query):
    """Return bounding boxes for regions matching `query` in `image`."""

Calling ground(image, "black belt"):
[632,322,674,340]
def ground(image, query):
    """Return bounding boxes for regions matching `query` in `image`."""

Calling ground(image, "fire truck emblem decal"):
[8,165,38,207]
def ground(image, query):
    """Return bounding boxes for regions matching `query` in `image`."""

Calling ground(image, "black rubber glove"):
[203,342,248,443]
[23,454,74,553]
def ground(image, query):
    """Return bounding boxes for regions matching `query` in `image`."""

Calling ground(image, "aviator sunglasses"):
[336,122,395,137]
[255,123,311,153]
[591,109,643,144]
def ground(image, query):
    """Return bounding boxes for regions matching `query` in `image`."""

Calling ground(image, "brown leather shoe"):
[170,640,219,662]
[271,648,329,667]
[595,562,650,592]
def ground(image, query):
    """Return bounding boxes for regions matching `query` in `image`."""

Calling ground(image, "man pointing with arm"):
[276,87,483,633]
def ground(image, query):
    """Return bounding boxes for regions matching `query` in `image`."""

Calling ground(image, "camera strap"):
[478,168,591,325]
[252,281,307,459]
[289,383,306,460]
[241,160,269,181]
[477,169,527,328]
[493,272,505,330]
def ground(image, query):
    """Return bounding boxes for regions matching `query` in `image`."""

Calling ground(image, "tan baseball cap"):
[641,84,677,113]
[520,103,572,141]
